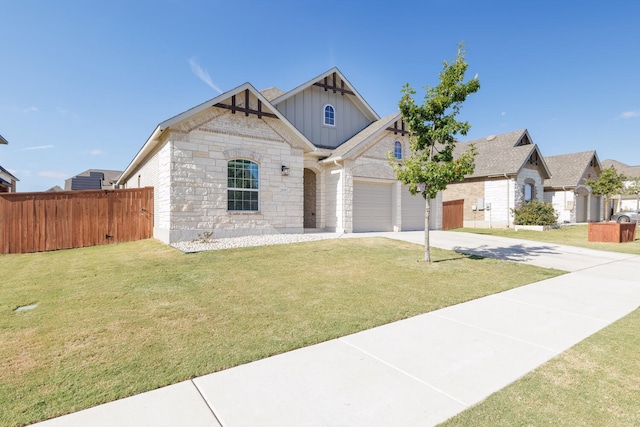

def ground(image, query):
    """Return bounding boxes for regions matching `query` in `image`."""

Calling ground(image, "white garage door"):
[401,185,425,231]
[353,181,393,232]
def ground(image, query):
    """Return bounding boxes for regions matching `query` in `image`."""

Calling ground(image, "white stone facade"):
[118,70,442,243]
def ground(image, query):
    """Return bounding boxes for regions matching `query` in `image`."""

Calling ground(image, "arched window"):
[228,159,259,211]
[323,104,335,126]
[394,141,402,160]
[523,179,535,203]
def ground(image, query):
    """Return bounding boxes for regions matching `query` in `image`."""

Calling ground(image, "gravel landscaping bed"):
[171,233,338,253]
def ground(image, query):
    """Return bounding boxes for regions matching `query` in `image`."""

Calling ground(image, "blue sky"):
[2,1,639,192]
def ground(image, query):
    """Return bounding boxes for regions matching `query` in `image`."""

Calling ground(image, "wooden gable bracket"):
[528,150,540,165]
[312,72,355,96]
[214,89,278,119]
[386,120,410,136]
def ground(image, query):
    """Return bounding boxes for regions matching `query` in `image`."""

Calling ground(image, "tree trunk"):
[424,196,431,263]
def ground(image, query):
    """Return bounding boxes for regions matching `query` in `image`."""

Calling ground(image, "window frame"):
[394,141,403,160]
[523,180,535,203]
[227,159,260,212]
[323,104,335,127]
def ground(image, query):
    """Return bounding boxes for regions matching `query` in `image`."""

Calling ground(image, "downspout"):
[562,186,567,222]
[504,174,510,228]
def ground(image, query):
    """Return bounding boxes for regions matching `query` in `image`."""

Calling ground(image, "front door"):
[303,169,316,228]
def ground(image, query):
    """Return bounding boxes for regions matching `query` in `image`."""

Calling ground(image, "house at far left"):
[0,134,19,192]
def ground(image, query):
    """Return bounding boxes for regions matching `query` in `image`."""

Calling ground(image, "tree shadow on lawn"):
[447,243,561,263]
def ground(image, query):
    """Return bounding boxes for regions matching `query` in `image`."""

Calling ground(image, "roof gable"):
[0,134,8,144]
[119,83,317,184]
[271,68,379,122]
[321,113,403,162]
[544,151,600,188]
[456,129,551,179]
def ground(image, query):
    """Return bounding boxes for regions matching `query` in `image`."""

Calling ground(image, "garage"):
[401,185,425,231]
[353,181,393,232]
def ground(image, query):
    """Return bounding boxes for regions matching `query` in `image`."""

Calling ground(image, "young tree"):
[585,166,626,221]
[390,45,480,262]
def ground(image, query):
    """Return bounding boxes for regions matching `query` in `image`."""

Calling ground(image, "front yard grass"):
[457,224,640,255]
[1,237,562,426]
[440,307,640,426]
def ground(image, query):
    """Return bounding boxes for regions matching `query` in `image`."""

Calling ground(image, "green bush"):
[512,200,558,226]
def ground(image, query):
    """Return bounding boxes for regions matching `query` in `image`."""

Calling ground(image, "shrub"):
[512,200,558,226]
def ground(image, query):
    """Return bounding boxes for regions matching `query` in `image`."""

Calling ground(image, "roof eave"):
[118,83,318,185]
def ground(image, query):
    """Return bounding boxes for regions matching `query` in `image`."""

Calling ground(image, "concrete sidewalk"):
[33,231,640,427]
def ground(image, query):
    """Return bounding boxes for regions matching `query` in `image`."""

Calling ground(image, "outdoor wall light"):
[281,165,290,176]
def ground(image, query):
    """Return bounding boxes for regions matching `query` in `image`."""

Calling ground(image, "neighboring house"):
[543,151,602,223]
[442,129,551,228]
[64,169,122,191]
[601,159,640,212]
[117,68,439,243]
[0,134,19,192]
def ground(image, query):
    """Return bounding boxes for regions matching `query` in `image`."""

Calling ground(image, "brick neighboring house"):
[0,134,19,192]
[543,151,602,223]
[601,159,640,212]
[117,68,440,243]
[443,129,551,228]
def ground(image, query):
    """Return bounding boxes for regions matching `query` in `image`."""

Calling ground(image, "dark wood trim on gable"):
[386,120,410,136]
[214,90,278,119]
[312,72,355,96]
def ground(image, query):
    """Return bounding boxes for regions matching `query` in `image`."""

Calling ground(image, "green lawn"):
[440,225,640,426]
[1,237,562,427]
[457,224,640,255]
[440,307,640,427]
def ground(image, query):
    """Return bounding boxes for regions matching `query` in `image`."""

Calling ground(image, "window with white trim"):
[323,104,335,126]
[227,159,259,211]
[394,141,402,160]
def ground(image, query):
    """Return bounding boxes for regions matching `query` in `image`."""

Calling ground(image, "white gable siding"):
[275,86,370,149]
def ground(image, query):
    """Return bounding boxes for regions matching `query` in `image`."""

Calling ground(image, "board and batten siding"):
[275,86,371,149]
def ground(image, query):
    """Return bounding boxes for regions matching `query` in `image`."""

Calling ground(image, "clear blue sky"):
[2,0,639,192]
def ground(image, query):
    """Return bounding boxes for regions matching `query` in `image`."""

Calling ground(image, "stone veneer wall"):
[162,106,306,242]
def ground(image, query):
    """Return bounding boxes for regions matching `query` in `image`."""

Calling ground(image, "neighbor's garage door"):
[353,181,393,232]
[401,185,425,231]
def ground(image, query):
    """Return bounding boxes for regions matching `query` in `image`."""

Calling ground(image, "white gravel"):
[171,233,339,253]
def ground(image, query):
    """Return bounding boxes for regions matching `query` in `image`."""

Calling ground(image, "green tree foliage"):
[585,167,626,220]
[390,44,480,262]
[512,200,558,226]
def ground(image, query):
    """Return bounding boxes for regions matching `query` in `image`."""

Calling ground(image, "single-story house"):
[442,129,551,228]
[117,68,440,243]
[601,159,640,212]
[543,151,602,223]
[0,134,19,192]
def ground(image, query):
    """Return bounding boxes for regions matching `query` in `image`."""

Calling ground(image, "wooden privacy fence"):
[442,199,464,230]
[0,187,153,254]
